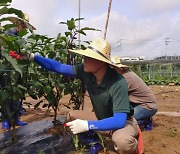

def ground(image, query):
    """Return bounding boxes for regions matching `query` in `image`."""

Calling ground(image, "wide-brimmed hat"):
[70,38,115,65]
[111,56,129,68]
[70,38,128,68]
[8,13,36,30]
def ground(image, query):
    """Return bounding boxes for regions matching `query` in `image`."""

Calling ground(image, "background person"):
[1,13,36,130]
[111,57,158,130]
[10,38,139,154]
[5,13,36,36]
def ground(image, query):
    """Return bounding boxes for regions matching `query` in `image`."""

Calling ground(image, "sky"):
[10,0,180,60]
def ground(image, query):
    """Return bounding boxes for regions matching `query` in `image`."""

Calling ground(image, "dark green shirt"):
[73,64,131,120]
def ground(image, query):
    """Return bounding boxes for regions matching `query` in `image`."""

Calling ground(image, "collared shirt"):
[123,71,158,110]
[73,64,132,120]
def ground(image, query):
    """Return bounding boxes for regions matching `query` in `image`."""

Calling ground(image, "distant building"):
[121,56,145,61]
[154,56,180,60]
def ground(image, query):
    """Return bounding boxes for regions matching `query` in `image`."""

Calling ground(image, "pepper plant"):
[0,0,35,141]
[25,18,100,125]
[0,0,100,142]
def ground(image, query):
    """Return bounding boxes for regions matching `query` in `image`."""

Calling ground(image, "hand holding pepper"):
[9,50,34,61]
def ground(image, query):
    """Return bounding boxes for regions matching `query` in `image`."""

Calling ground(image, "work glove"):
[9,50,34,61]
[64,119,89,134]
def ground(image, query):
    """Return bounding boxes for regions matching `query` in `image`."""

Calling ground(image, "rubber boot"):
[79,131,100,144]
[137,119,146,130]
[17,102,25,116]
[78,131,102,154]
[137,119,146,126]
[2,119,11,130]
[89,143,102,154]
[144,117,153,131]
[19,106,25,116]
[137,117,153,131]
[16,119,28,126]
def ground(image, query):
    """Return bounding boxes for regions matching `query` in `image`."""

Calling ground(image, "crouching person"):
[111,57,158,131]
[64,38,139,154]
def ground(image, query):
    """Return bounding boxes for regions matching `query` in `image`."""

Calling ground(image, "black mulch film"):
[0,116,75,154]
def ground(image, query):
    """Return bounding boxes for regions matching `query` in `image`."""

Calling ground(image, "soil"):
[1,85,180,154]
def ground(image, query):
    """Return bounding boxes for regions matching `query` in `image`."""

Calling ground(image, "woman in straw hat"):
[111,57,158,130]
[5,13,36,36]
[10,38,139,154]
[2,13,36,130]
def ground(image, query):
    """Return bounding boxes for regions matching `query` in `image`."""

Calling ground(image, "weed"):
[167,127,177,137]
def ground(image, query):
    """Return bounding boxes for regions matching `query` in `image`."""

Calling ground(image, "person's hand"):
[9,51,34,61]
[64,119,89,134]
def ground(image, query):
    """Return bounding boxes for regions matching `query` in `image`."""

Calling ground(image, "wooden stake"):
[104,0,113,40]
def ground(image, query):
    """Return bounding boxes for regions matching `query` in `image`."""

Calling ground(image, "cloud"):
[137,0,180,15]
[11,0,63,36]
[66,0,109,15]
[9,0,180,59]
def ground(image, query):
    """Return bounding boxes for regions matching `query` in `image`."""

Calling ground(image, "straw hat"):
[70,38,114,64]
[111,56,129,68]
[70,38,128,68]
[8,13,36,30]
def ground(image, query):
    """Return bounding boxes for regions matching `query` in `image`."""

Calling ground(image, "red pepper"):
[16,55,22,60]
[63,123,67,127]
[9,51,22,60]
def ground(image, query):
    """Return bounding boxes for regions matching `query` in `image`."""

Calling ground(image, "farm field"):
[0,85,180,154]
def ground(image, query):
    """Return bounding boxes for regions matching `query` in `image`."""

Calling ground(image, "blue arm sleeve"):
[88,112,127,131]
[34,55,75,77]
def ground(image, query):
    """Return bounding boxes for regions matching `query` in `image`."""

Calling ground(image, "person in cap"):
[111,57,158,130]
[10,38,139,154]
[2,13,36,130]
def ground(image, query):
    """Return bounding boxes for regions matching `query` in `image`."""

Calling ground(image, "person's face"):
[113,66,125,75]
[14,21,26,31]
[18,23,26,31]
[83,56,104,73]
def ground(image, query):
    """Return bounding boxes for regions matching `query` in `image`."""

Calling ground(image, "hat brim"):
[69,48,129,68]
[8,17,36,30]
[69,48,112,64]
[112,63,129,68]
